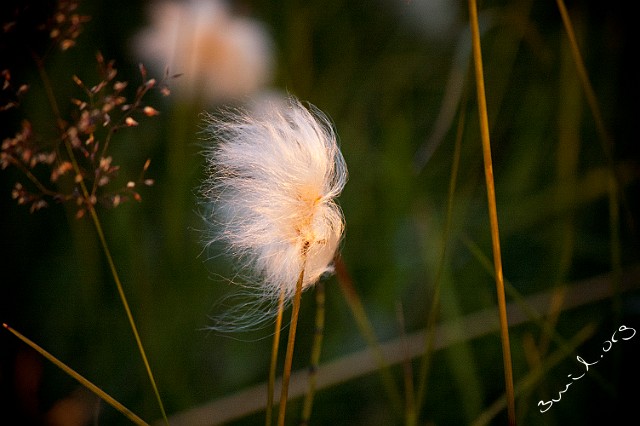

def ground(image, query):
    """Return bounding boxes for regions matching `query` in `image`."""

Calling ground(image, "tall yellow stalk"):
[467,0,516,424]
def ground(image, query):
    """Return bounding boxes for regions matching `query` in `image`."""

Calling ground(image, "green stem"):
[467,0,516,424]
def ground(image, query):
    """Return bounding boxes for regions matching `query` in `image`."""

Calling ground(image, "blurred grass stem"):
[33,53,169,425]
[467,0,516,424]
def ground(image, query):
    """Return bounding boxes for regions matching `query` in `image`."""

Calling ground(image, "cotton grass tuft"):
[201,96,347,331]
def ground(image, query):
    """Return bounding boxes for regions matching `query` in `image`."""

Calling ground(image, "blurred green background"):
[1,0,639,425]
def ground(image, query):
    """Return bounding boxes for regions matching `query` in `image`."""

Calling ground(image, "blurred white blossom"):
[132,0,275,103]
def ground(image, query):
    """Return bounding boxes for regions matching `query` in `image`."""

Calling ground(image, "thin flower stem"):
[277,267,306,426]
[300,281,326,425]
[3,323,150,426]
[333,255,403,415]
[467,0,516,424]
[266,289,286,426]
[34,54,169,425]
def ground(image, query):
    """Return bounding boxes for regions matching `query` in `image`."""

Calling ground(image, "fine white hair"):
[201,95,347,331]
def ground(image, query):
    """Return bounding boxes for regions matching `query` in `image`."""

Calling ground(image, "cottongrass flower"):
[132,0,274,103]
[201,95,347,331]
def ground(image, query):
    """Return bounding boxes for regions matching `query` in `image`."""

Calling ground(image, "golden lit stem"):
[266,289,286,426]
[277,267,306,426]
[3,323,149,426]
[467,0,516,424]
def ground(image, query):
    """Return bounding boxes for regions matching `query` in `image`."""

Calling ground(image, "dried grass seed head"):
[203,96,347,304]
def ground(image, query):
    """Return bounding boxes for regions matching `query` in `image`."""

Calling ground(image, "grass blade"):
[3,323,150,426]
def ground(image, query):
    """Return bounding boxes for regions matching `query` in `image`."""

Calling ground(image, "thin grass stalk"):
[333,255,403,414]
[266,289,286,426]
[555,0,635,238]
[467,0,516,423]
[34,54,169,425]
[277,267,306,426]
[300,281,326,425]
[3,323,150,426]
[414,81,467,423]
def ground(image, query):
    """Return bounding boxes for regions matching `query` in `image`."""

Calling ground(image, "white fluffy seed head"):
[201,96,347,329]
